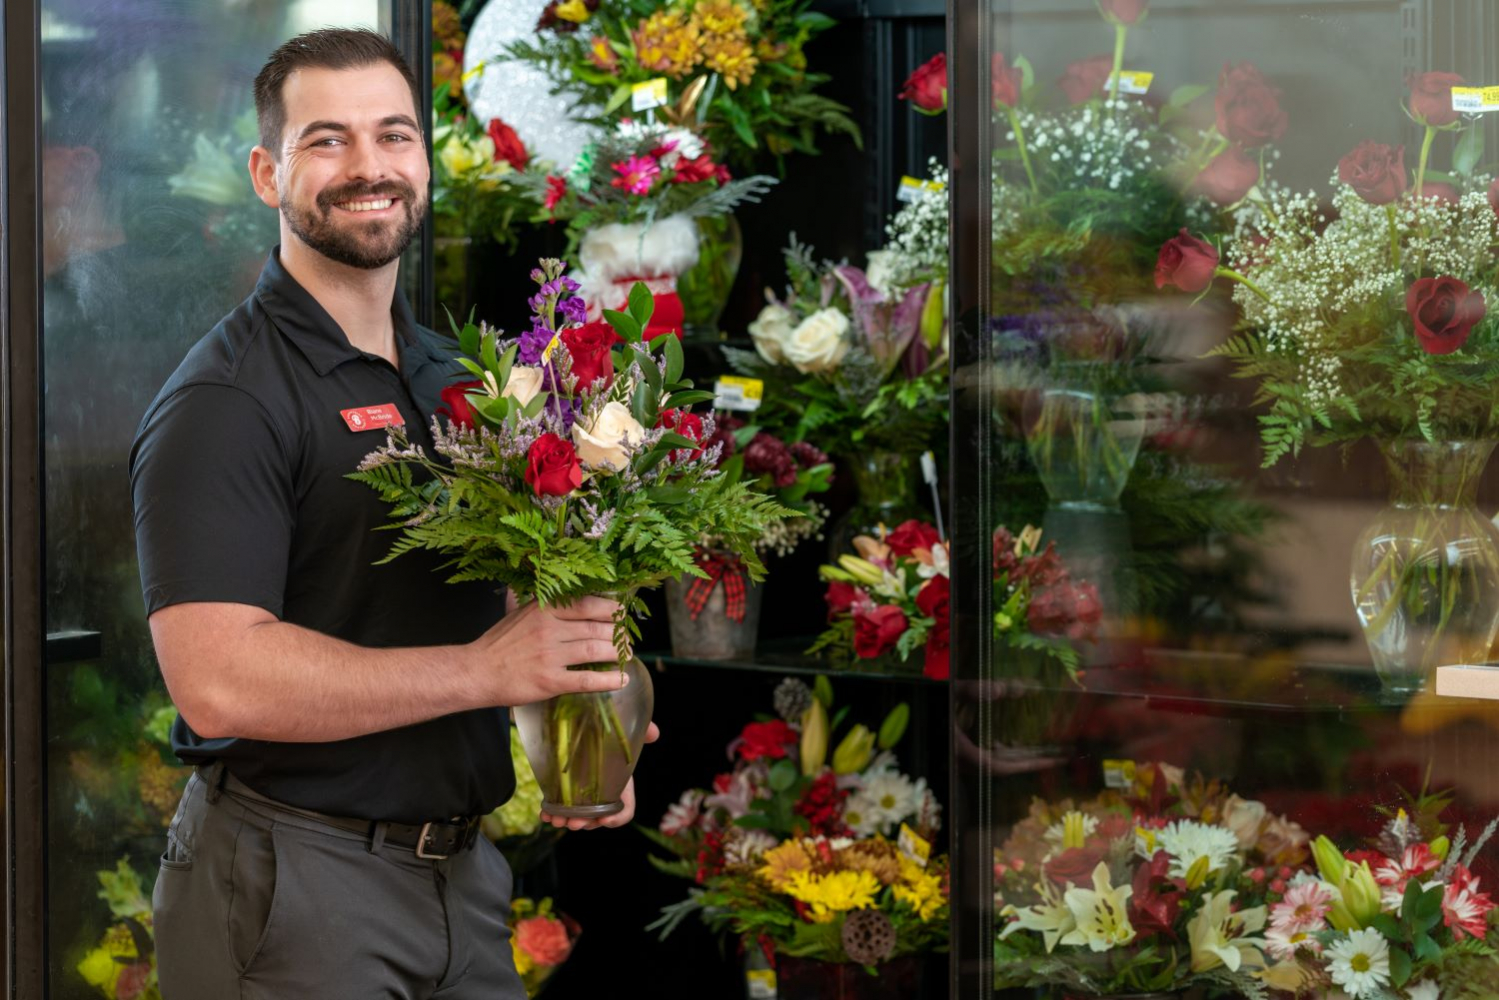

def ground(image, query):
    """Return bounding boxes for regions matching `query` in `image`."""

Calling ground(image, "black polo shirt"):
[130,248,513,823]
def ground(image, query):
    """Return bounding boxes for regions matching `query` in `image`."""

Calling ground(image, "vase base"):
[541,800,624,819]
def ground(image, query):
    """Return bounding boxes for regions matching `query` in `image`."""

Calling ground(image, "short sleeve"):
[131,383,295,617]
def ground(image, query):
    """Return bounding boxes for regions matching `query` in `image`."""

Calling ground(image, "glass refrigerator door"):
[950,2,1499,998]
[26,3,420,996]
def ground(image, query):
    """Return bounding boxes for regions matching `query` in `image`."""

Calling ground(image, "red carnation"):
[793,771,851,837]
[657,408,704,460]
[1406,276,1487,355]
[1154,228,1220,293]
[543,175,568,218]
[1059,55,1114,105]
[853,605,908,659]
[1215,62,1288,148]
[1408,71,1465,128]
[737,720,798,762]
[886,520,941,557]
[672,153,719,185]
[524,433,583,497]
[992,52,1023,109]
[899,53,947,113]
[560,323,620,391]
[1338,141,1406,205]
[486,118,529,171]
[439,380,483,429]
[825,581,866,621]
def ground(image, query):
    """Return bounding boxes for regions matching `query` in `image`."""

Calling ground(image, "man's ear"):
[248,145,280,209]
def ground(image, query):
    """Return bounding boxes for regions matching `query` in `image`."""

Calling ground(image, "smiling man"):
[130,29,653,999]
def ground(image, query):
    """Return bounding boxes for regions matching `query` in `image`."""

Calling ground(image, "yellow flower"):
[701,32,758,90]
[893,858,946,922]
[1059,862,1136,953]
[554,0,593,24]
[832,725,875,775]
[1188,889,1267,973]
[1000,879,1076,953]
[840,840,902,886]
[758,840,815,891]
[632,12,700,78]
[695,0,750,34]
[511,936,535,977]
[439,134,493,178]
[785,869,881,923]
[77,948,122,993]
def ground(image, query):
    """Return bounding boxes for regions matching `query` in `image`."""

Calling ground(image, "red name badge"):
[340,404,405,433]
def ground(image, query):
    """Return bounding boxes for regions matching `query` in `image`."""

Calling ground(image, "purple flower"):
[558,296,588,326]
[546,394,580,432]
[518,322,553,365]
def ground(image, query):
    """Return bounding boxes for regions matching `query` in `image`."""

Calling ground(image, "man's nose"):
[343,135,389,184]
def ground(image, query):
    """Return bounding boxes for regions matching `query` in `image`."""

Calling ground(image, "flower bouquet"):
[644,678,948,987]
[76,860,159,1000]
[1156,74,1499,694]
[508,896,580,997]
[504,0,860,173]
[351,260,792,816]
[524,119,775,341]
[994,762,1313,998]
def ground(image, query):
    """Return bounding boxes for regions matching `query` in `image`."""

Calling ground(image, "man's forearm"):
[186,619,486,742]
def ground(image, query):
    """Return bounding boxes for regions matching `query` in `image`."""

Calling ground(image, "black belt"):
[207,765,482,861]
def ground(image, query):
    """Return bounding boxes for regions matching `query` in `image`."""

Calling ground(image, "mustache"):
[317,181,418,212]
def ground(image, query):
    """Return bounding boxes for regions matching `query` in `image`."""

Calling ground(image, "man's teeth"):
[339,198,394,212]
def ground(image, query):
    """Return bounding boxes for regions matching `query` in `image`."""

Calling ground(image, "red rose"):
[899,53,947,113]
[853,605,908,659]
[1408,71,1464,128]
[992,52,1023,109]
[1044,845,1109,887]
[515,914,573,967]
[1338,141,1407,205]
[560,323,620,391]
[543,175,567,217]
[1406,277,1486,355]
[1416,181,1459,204]
[657,408,704,460]
[486,118,529,171]
[1488,177,1499,220]
[439,380,483,429]
[825,581,866,621]
[738,719,798,761]
[671,153,718,185]
[1215,62,1288,148]
[1154,228,1220,293]
[524,433,583,497]
[1028,580,1102,641]
[1098,0,1148,24]
[916,576,951,681]
[887,520,941,557]
[1191,145,1260,205]
[1059,54,1114,105]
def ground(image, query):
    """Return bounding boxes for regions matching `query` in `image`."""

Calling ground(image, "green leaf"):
[1168,82,1211,109]
[768,759,798,791]
[604,82,633,115]
[1371,913,1404,941]
[646,485,691,504]
[662,389,713,408]
[480,329,500,374]
[457,357,486,379]
[1413,930,1442,962]
[656,432,699,452]
[628,282,657,328]
[1413,885,1444,930]
[1012,54,1035,94]
[813,675,834,708]
[1389,945,1412,987]
[795,10,836,32]
[663,333,684,384]
[496,344,517,394]
[1454,123,1486,177]
[603,308,643,344]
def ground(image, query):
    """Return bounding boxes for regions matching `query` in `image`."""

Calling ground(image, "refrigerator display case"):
[947,1,1499,997]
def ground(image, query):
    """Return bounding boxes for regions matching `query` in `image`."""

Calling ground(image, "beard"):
[281,177,426,270]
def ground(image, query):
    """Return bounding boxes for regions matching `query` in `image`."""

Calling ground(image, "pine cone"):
[841,909,896,965]
[773,678,813,723]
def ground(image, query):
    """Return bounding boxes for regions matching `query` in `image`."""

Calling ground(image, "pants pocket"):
[228,819,282,976]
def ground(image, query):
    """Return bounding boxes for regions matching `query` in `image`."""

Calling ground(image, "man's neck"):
[278,231,401,365]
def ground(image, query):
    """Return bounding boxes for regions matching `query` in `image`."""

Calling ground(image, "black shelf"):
[644,638,944,684]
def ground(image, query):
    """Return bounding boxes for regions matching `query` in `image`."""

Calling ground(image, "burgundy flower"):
[1014,543,1067,588]
[1129,851,1186,938]
[743,433,798,488]
[992,527,1019,579]
[992,52,1023,109]
[1408,71,1465,128]
[916,576,951,681]
[1406,277,1487,355]
[1059,54,1115,105]
[1154,229,1220,293]
[1338,141,1406,205]
[794,771,851,837]
[853,605,908,659]
[1027,579,1103,641]
[789,441,830,470]
[1191,145,1260,205]
[1044,845,1109,887]
[899,53,947,113]
[1215,62,1288,148]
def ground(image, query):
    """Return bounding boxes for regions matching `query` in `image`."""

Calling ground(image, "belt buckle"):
[415,821,449,861]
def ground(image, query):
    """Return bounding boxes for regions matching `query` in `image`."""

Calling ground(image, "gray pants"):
[153,769,526,1000]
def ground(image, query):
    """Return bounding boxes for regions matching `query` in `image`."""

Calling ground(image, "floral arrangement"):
[705,416,833,557]
[870,157,950,299]
[731,238,947,457]
[504,0,860,171]
[1157,72,1499,466]
[993,762,1313,998]
[351,261,790,811]
[508,897,580,997]
[644,677,949,968]
[77,860,159,1000]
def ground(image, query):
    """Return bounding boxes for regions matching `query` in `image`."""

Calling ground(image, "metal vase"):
[665,575,763,661]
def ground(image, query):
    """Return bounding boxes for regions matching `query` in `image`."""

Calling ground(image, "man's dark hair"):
[253,28,421,156]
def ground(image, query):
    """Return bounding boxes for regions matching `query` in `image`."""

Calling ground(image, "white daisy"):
[1156,820,1241,881]
[1406,981,1440,1000]
[841,792,884,838]
[1264,923,1322,961]
[862,771,918,827]
[1325,928,1391,999]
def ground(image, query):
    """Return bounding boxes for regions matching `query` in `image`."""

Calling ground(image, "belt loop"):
[201,761,227,804]
[368,821,389,855]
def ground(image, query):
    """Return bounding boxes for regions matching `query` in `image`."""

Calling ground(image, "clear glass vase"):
[1350,439,1499,696]
[1025,388,1145,510]
[512,657,655,818]
[677,212,743,341]
[826,450,927,560]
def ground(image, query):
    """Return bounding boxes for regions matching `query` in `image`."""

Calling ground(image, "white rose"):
[783,308,851,374]
[1222,795,1268,850]
[747,303,795,365]
[501,365,545,407]
[572,401,645,471]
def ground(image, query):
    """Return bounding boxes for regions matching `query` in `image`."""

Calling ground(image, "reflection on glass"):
[962,3,1499,999]
[40,3,380,996]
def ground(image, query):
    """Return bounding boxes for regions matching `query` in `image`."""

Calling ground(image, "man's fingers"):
[599,780,635,828]
[551,596,622,622]
[559,620,616,645]
[644,722,661,744]
[557,663,632,694]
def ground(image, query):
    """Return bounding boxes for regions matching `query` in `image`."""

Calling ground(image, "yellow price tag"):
[631,78,669,112]
[897,175,947,204]
[461,61,486,86]
[745,970,777,999]
[1105,70,1154,96]
[713,375,764,412]
[1103,759,1137,790]
[898,823,932,867]
[541,332,563,363]
[1452,86,1499,113]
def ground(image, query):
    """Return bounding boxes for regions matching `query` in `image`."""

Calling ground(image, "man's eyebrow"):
[295,115,420,144]
[379,114,421,132]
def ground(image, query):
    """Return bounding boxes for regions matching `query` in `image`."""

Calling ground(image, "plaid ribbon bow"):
[684,551,748,623]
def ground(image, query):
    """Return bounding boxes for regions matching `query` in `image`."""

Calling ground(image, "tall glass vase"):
[677,213,743,341]
[827,450,926,559]
[1350,439,1499,696]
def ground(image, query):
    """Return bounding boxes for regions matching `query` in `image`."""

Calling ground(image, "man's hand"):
[468,596,628,706]
[541,722,660,831]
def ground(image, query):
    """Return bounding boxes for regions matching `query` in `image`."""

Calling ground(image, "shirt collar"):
[255,246,442,377]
